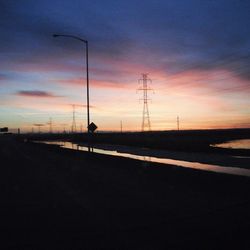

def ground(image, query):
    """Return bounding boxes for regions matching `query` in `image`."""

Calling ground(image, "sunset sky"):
[0,0,250,132]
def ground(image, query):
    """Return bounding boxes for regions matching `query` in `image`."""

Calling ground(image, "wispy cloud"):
[54,77,127,89]
[67,103,96,109]
[0,73,10,82]
[16,90,62,98]
[1,0,250,130]
[0,74,6,80]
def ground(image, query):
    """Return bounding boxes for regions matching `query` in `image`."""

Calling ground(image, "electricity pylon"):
[137,73,154,131]
[72,105,77,133]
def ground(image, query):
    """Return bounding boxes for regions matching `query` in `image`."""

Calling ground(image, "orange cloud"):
[54,78,127,89]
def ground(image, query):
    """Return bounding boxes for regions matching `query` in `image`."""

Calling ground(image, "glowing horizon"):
[0,1,249,132]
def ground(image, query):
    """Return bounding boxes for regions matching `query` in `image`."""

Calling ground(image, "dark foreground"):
[1,135,250,249]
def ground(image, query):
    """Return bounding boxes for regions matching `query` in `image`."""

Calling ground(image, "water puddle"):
[212,139,250,150]
[37,141,250,177]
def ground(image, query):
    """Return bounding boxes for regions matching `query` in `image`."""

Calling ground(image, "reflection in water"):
[142,156,151,167]
[233,155,250,159]
[36,141,250,177]
[212,139,250,150]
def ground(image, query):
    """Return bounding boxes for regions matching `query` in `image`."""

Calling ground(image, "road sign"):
[88,122,97,133]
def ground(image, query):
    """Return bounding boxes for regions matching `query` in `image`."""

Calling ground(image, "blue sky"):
[0,0,250,132]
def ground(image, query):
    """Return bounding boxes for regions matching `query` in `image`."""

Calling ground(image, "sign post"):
[87,122,97,152]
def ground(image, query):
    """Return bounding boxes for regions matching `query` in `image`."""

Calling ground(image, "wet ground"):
[1,135,250,249]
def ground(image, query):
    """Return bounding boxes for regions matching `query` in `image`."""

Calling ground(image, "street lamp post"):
[52,34,90,134]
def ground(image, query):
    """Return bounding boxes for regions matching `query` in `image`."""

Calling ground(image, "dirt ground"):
[1,135,250,249]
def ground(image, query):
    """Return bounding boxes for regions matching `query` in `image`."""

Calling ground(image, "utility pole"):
[34,124,43,133]
[48,117,53,133]
[177,116,180,131]
[137,73,153,131]
[72,104,77,133]
[38,124,42,133]
[53,34,91,144]
[120,120,123,133]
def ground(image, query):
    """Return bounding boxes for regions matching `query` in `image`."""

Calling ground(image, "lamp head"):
[52,34,59,38]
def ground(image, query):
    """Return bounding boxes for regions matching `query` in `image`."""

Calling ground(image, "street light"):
[52,34,90,134]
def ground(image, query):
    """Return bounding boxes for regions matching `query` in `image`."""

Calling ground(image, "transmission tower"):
[72,105,77,133]
[137,73,153,131]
